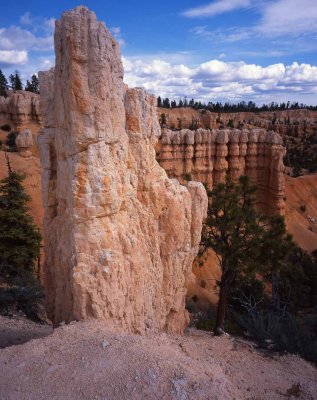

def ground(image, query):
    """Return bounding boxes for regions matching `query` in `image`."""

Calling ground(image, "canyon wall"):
[159,107,317,137]
[37,6,207,333]
[157,128,286,215]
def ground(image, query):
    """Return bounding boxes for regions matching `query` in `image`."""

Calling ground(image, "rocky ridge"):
[158,107,317,138]
[37,6,207,332]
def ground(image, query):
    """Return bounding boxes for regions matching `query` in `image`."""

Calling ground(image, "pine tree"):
[162,98,170,108]
[160,113,167,127]
[200,176,292,335]
[157,96,162,107]
[9,71,23,91]
[25,74,40,94]
[0,154,41,280]
[0,68,8,97]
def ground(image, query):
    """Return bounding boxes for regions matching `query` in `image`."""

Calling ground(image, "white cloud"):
[123,56,317,104]
[19,12,55,35]
[110,27,125,47]
[0,26,54,52]
[0,12,54,62]
[189,0,317,41]
[0,50,28,66]
[183,0,250,18]
[257,0,317,36]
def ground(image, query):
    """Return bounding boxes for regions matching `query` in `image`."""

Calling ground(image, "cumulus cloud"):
[0,26,53,52]
[0,50,28,66]
[182,0,250,18]
[0,12,54,60]
[123,57,317,103]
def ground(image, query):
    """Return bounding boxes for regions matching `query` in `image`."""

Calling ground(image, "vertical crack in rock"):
[37,6,207,333]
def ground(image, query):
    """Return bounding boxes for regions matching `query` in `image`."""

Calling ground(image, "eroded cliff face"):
[158,107,317,138]
[38,6,207,333]
[157,128,286,215]
[0,91,41,128]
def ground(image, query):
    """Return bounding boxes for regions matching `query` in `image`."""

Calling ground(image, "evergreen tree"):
[162,98,170,108]
[9,71,23,91]
[200,176,292,335]
[171,100,177,108]
[0,154,41,280]
[159,113,167,127]
[25,74,40,94]
[0,68,8,97]
[157,96,162,107]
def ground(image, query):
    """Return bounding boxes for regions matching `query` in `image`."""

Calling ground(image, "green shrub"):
[183,173,192,182]
[5,131,18,150]
[0,124,11,132]
[236,311,317,364]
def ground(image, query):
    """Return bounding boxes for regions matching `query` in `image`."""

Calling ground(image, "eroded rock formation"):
[158,107,317,138]
[38,7,207,333]
[0,91,41,128]
[15,129,33,158]
[157,128,286,215]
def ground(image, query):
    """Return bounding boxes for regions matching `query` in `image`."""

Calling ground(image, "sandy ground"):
[0,317,316,400]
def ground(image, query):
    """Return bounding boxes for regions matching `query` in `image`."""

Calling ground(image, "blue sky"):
[1,0,317,104]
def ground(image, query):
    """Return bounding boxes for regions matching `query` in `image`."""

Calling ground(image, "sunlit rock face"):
[0,91,41,127]
[157,127,286,215]
[38,6,207,333]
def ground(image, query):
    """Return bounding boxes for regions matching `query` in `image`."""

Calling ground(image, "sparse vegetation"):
[182,173,192,182]
[0,68,8,97]
[25,74,40,94]
[159,112,167,128]
[284,131,317,173]
[5,131,18,151]
[1,124,11,132]
[300,204,306,213]
[200,176,292,335]
[9,71,23,91]
[157,96,317,112]
[0,154,43,321]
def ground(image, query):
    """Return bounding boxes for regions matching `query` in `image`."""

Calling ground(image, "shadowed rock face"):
[38,6,207,333]
[157,128,286,215]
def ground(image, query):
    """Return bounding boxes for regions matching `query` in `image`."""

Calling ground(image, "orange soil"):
[285,174,317,252]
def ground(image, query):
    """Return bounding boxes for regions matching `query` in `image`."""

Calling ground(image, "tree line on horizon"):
[0,68,39,97]
[157,96,317,113]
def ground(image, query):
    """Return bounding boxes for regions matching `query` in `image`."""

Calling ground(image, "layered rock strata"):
[159,107,317,138]
[157,128,286,215]
[38,7,207,333]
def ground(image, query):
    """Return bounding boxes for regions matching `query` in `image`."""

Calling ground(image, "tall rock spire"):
[38,6,207,332]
